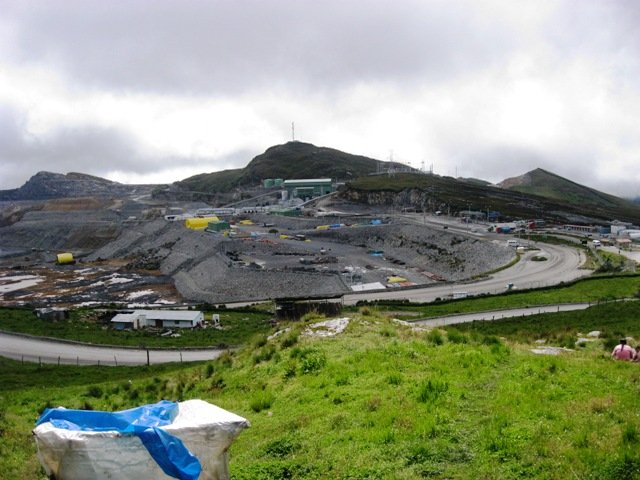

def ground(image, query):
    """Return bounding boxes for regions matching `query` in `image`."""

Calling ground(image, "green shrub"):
[482,335,502,346]
[380,326,396,337]
[210,374,225,391]
[253,335,268,348]
[426,329,444,345]
[263,437,298,458]
[253,345,276,365]
[300,351,326,375]
[623,424,638,444]
[417,379,449,403]
[85,386,103,398]
[250,391,275,413]
[366,396,382,412]
[282,362,297,380]
[446,329,468,344]
[217,351,234,368]
[280,331,299,349]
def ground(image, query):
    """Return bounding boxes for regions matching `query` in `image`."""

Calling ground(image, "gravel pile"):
[309,223,514,281]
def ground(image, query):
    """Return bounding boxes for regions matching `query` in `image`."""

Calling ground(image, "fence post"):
[58,356,60,366]
[114,355,118,367]
[146,349,150,366]
[77,356,79,366]
[39,356,41,366]
[180,352,183,363]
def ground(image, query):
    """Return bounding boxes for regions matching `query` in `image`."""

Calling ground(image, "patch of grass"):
[417,379,449,403]
[5,311,640,479]
[452,301,640,349]
[0,307,273,348]
[249,390,275,413]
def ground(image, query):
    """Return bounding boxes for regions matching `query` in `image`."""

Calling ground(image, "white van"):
[507,239,519,247]
[592,240,601,247]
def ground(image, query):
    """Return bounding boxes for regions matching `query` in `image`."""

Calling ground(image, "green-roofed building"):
[283,178,333,200]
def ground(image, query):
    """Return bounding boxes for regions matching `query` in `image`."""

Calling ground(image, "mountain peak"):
[498,168,632,211]
[0,171,148,201]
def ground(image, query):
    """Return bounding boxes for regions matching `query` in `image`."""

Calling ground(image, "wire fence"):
[0,335,225,366]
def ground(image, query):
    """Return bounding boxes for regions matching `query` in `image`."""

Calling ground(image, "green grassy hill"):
[3,301,640,479]
[499,168,637,213]
[175,142,395,194]
[344,172,640,224]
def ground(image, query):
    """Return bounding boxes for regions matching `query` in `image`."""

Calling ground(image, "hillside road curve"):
[0,331,225,366]
[345,243,588,305]
[412,303,593,328]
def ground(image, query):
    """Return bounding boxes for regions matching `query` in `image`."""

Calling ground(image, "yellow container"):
[185,216,219,230]
[387,276,407,284]
[57,253,74,264]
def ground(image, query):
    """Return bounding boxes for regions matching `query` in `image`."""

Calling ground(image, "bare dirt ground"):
[0,196,515,306]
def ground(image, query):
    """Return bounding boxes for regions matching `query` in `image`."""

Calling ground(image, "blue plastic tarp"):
[36,400,201,480]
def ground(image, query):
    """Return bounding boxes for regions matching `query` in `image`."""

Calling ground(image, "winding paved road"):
[412,303,593,328]
[0,332,224,366]
[345,243,588,305]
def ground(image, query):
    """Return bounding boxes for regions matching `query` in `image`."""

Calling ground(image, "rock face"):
[0,172,154,200]
[497,171,535,190]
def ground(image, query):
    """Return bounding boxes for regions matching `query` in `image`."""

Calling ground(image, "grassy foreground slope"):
[3,306,640,479]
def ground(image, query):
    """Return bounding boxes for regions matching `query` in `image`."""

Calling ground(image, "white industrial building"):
[111,310,204,330]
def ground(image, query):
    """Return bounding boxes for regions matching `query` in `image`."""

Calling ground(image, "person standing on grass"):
[611,338,635,360]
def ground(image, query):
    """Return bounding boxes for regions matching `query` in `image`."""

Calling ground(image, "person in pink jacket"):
[611,339,635,361]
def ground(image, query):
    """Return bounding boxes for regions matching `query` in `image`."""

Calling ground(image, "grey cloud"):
[7,0,518,95]
[457,145,556,184]
[456,143,640,198]
[0,104,240,189]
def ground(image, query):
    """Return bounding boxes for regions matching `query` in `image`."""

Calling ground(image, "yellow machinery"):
[185,216,219,230]
[56,253,74,264]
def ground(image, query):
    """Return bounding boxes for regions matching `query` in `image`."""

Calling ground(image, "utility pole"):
[291,122,295,141]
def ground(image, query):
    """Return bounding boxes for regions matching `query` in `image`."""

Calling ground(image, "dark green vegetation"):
[0,308,272,348]
[175,142,400,193]
[3,305,640,479]
[344,172,640,224]
[452,300,640,349]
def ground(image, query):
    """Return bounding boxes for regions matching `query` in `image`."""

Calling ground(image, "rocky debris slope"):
[87,216,514,303]
[309,223,513,281]
[0,209,122,251]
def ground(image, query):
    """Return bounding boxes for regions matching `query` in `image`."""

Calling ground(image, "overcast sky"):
[1,0,640,197]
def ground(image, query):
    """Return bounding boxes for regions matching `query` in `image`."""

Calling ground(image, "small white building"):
[111,310,204,330]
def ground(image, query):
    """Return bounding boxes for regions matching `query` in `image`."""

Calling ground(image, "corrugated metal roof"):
[283,179,332,185]
[111,310,202,322]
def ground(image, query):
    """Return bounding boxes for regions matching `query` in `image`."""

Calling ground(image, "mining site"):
[0,192,514,307]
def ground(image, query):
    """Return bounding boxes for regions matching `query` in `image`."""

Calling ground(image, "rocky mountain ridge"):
[0,171,155,201]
